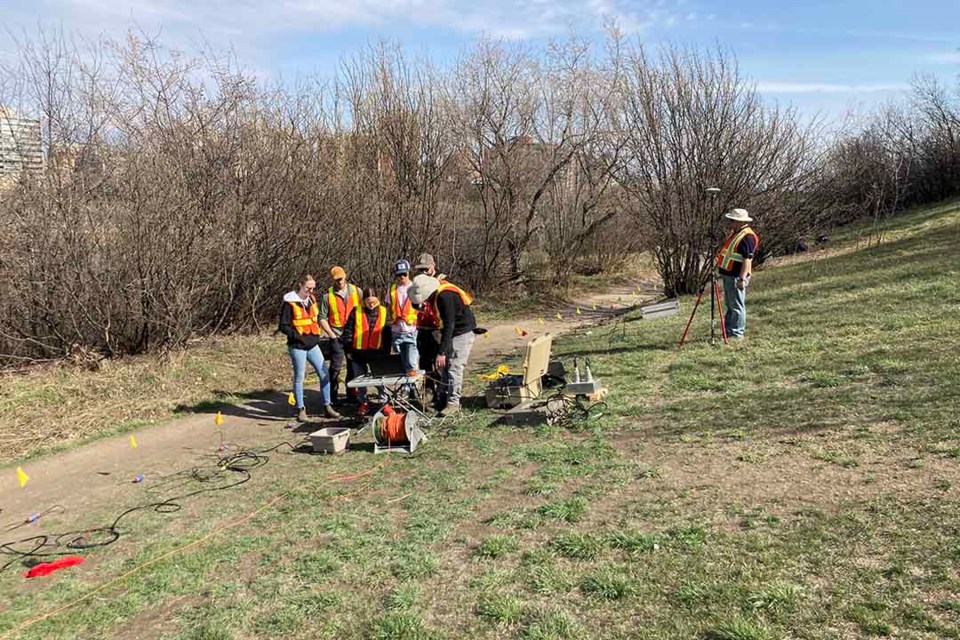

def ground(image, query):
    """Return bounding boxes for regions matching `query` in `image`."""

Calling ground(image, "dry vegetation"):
[1,28,922,366]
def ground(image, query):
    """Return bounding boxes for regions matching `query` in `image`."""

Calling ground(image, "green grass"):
[3,200,960,638]
[475,592,526,624]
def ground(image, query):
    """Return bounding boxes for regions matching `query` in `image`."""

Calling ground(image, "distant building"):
[0,107,43,178]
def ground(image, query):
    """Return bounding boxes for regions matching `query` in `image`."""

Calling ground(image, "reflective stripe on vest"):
[389,283,418,325]
[435,282,473,329]
[289,300,320,336]
[353,305,387,351]
[327,285,360,329]
[717,226,759,271]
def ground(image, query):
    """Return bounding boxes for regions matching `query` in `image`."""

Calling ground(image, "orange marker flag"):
[129,435,138,449]
[16,467,29,488]
[215,411,224,426]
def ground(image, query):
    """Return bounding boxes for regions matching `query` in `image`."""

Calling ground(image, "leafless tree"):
[612,45,821,296]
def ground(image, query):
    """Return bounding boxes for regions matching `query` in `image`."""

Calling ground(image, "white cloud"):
[2,0,692,50]
[924,51,960,64]
[756,81,908,94]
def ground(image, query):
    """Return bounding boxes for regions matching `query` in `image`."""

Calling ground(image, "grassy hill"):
[1,200,959,639]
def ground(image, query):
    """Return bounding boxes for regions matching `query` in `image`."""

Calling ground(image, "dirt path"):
[0,277,661,524]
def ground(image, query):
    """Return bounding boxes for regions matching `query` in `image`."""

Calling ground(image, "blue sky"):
[1,0,958,120]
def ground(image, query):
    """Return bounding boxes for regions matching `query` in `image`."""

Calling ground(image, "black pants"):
[417,328,441,399]
[328,337,355,402]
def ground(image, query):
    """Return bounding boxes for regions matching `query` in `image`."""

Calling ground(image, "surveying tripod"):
[677,240,728,350]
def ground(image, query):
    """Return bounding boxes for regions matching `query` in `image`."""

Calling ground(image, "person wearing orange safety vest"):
[409,275,476,416]
[339,287,392,409]
[278,274,342,422]
[716,208,760,341]
[413,253,446,403]
[318,266,362,404]
[388,259,420,397]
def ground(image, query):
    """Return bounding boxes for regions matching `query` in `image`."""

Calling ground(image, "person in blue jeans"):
[716,209,759,340]
[278,275,342,422]
[388,259,420,397]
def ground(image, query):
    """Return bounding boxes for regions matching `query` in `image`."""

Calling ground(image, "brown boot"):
[297,407,309,422]
[439,402,460,417]
[324,404,342,419]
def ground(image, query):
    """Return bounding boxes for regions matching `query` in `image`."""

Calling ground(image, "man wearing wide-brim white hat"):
[716,208,760,341]
[408,274,477,416]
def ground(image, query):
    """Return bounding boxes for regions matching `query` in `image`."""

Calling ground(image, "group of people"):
[278,253,478,421]
[277,209,757,424]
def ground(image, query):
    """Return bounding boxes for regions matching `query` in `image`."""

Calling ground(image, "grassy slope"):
[1,201,959,640]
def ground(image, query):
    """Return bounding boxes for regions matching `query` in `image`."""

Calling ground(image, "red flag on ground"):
[24,556,86,578]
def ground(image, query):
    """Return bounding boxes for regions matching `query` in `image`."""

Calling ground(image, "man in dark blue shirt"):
[716,209,759,340]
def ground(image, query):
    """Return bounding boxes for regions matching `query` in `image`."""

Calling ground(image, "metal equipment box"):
[485,334,553,409]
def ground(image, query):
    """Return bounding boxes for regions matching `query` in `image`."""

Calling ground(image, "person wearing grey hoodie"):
[278,275,342,422]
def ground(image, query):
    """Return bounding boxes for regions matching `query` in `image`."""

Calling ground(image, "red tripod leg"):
[677,288,706,350]
[714,279,728,344]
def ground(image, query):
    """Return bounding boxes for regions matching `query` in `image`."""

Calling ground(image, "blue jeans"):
[722,275,747,338]
[289,345,332,409]
[393,332,419,394]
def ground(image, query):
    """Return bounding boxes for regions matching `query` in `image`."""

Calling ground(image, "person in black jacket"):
[408,275,476,416]
[278,275,342,422]
[339,287,392,410]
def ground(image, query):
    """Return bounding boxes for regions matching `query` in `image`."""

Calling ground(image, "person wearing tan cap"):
[716,209,760,340]
[318,266,362,403]
[413,253,446,281]
[413,253,446,404]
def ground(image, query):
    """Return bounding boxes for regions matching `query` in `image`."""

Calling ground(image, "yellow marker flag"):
[287,392,296,406]
[129,435,138,449]
[515,326,523,335]
[576,307,582,315]
[16,467,29,488]
[556,313,563,321]
[592,304,597,311]
[537,317,544,325]
[215,411,224,426]
[483,332,490,339]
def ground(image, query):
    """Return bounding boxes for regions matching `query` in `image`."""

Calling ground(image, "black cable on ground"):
[0,437,309,572]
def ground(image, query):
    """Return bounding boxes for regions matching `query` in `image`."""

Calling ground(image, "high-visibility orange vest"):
[435,282,473,329]
[288,299,320,336]
[327,284,360,329]
[389,283,418,325]
[353,305,387,351]
[717,226,759,272]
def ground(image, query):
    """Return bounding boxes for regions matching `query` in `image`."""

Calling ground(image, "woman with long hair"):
[278,274,342,422]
